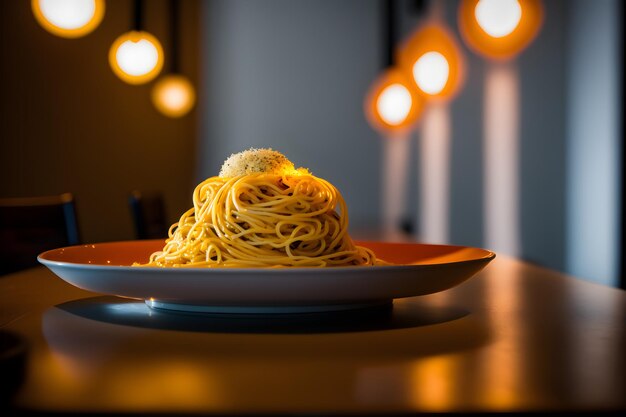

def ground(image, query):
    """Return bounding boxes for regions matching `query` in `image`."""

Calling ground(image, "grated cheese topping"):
[219,148,308,177]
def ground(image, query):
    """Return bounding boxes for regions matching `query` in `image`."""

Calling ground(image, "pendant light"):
[109,0,164,85]
[458,0,543,256]
[32,0,105,38]
[397,3,467,245]
[151,0,196,117]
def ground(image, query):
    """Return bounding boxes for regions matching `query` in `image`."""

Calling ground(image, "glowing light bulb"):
[376,83,413,126]
[109,31,164,85]
[475,0,522,38]
[413,51,450,95]
[365,68,422,133]
[32,0,105,38]
[151,75,196,117]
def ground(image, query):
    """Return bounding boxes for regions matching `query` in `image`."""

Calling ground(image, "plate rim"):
[37,240,496,273]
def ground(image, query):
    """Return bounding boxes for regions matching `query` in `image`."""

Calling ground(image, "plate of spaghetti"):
[39,149,495,314]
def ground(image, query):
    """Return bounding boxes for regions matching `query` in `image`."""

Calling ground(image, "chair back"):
[0,193,80,275]
[128,191,168,239]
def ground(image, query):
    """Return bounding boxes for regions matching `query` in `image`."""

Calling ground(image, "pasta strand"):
[135,173,385,268]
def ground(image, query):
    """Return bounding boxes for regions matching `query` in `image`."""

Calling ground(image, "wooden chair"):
[128,191,168,240]
[0,193,80,275]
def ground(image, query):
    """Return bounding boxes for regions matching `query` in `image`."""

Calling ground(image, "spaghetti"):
[136,150,384,268]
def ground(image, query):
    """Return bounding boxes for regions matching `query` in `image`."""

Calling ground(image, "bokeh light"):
[365,68,423,134]
[475,0,522,38]
[151,75,196,118]
[376,83,413,126]
[109,31,164,85]
[413,51,450,95]
[397,24,466,101]
[32,0,105,38]
[459,0,543,59]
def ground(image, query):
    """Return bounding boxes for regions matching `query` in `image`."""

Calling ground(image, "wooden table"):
[1,257,624,415]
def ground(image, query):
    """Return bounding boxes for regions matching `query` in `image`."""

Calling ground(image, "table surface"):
[1,256,625,415]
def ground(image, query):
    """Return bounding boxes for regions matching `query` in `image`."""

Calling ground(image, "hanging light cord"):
[381,0,397,68]
[169,0,180,73]
[133,0,144,31]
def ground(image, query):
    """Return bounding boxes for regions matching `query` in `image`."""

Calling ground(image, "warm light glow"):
[117,40,158,76]
[151,75,196,118]
[365,68,423,133]
[39,0,95,28]
[382,133,411,240]
[459,0,543,59]
[397,25,465,101]
[484,63,520,256]
[410,356,457,411]
[32,0,105,38]
[419,103,451,244]
[413,51,450,95]
[475,0,522,38]
[109,31,164,85]
[376,83,413,126]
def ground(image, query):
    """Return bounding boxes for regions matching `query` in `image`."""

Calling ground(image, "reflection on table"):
[1,257,625,414]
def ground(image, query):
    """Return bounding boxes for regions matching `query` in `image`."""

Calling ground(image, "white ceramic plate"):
[38,240,495,314]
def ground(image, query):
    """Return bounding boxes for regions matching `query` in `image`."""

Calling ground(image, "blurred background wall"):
[0,0,200,243]
[566,0,621,286]
[199,0,622,286]
[0,0,621,287]
[199,0,384,230]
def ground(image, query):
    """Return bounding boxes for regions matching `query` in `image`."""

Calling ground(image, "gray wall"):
[199,0,622,285]
[566,0,621,285]
[199,0,383,229]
